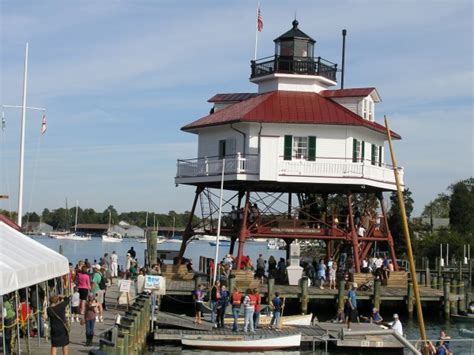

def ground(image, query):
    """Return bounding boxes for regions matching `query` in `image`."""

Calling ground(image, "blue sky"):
[0,0,472,217]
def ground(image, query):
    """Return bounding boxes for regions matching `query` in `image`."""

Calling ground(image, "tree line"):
[0,205,200,230]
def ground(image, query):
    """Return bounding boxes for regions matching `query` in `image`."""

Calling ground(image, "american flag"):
[41,114,47,135]
[257,7,263,32]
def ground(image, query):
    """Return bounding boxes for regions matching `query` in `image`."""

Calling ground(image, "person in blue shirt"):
[216,285,229,328]
[436,330,451,355]
[345,282,359,330]
[361,307,384,324]
[269,292,283,330]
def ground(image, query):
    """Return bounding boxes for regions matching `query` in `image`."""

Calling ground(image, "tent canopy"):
[0,220,70,295]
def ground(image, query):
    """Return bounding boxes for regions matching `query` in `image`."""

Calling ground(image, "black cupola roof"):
[274,20,316,44]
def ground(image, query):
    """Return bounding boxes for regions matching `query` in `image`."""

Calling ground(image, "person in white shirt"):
[357,225,366,237]
[136,269,146,294]
[110,251,119,278]
[71,287,81,322]
[389,313,403,336]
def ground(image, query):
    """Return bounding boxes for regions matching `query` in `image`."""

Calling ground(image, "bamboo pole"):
[384,116,428,350]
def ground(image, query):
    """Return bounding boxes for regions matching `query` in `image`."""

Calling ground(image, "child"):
[193,284,205,324]
[84,295,99,346]
[71,287,80,322]
[329,264,337,290]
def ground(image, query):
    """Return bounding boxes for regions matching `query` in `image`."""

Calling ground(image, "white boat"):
[225,313,313,327]
[197,235,230,242]
[50,232,91,241]
[102,232,123,243]
[181,333,301,351]
[102,210,123,242]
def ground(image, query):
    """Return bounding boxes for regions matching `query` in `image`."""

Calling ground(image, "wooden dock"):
[154,322,404,351]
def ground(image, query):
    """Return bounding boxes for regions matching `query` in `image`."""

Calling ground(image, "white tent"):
[0,220,70,295]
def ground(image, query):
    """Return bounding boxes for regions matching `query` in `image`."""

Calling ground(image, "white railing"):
[278,159,404,184]
[176,154,260,178]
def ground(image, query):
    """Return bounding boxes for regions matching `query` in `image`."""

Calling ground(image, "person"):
[193,284,205,324]
[329,264,337,290]
[268,256,277,278]
[388,313,403,336]
[3,294,17,355]
[230,205,239,228]
[360,307,383,324]
[71,287,81,322]
[253,288,262,329]
[18,297,32,337]
[186,258,194,272]
[127,246,136,259]
[126,253,133,271]
[332,307,345,323]
[317,258,326,289]
[346,282,359,330]
[47,294,71,355]
[91,265,104,322]
[84,295,99,346]
[435,330,452,355]
[210,281,221,327]
[110,251,118,278]
[230,287,242,332]
[269,292,283,330]
[216,285,229,328]
[255,254,265,283]
[354,206,361,226]
[76,265,90,315]
[242,288,255,333]
[468,300,474,315]
[249,203,259,224]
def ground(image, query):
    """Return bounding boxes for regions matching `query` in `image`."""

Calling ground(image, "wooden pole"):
[300,276,309,314]
[384,116,428,347]
[373,279,381,310]
[450,279,458,315]
[458,280,465,313]
[338,280,345,310]
[407,281,414,317]
[267,277,275,304]
[443,279,450,319]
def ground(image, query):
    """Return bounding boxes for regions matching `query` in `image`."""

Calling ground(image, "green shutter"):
[218,140,225,159]
[352,138,358,162]
[308,136,316,161]
[284,135,293,160]
[371,144,376,165]
[361,141,365,162]
[378,146,383,167]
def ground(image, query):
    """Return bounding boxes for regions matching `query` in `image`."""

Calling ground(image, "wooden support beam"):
[236,191,251,269]
[346,193,361,273]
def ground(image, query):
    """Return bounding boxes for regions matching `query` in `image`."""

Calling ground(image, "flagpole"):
[254,1,260,61]
[18,42,29,227]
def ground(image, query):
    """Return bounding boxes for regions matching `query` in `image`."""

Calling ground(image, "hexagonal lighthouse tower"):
[175,20,403,272]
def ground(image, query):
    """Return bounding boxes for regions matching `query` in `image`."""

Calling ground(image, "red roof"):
[182,91,400,139]
[320,87,380,100]
[0,214,21,231]
[208,93,258,103]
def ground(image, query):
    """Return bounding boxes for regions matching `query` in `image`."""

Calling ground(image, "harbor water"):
[33,236,473,354]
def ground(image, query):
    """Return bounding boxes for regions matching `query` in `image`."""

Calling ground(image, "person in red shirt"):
[230,288,242,332]
[252,288,261,329]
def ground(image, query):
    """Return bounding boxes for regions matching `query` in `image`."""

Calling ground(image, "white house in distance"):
[176,20,403,192]
[175,20,403,272]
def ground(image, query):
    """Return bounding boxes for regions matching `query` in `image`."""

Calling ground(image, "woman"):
[84,295,99,346]
[76,265,91,315]
[47,295,70,355]
[193,284,205,324]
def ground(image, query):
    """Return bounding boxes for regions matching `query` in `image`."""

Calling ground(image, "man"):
[3,294,17,355]
[127,246,136,259]
[110,251,118,278]
[256,254,265,283]
[269,292,283,330]
[126,253,133,271]
[346,282,359,330]
[389,313,403,336]
[230,206,239,228]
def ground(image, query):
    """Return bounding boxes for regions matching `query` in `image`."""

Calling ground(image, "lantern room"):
[274,19,315,58]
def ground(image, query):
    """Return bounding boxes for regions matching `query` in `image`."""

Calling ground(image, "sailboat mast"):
[74,200,79,232]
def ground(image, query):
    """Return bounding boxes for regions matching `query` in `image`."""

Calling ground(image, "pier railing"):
[176,154,259,178]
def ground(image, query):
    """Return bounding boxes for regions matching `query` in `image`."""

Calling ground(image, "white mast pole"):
[17,42,29,226]
[213,158,226,285]
[254,1,260,61]
[74,200,79,232]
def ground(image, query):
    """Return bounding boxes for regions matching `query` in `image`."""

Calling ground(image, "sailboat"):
[50,200,91,240]
[102,210,123,243]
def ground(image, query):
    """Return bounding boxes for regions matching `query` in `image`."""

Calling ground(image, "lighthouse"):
[175,20,403,272]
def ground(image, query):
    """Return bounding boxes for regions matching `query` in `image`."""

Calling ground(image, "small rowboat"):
[450,314,474,323]
[460,328,474,338]
[224,313,313,327]
[181,333,301,351]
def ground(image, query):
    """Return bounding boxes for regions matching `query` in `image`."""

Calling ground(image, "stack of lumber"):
[161,264,194,281]
[386,271,407,288]
[231,270,260,290]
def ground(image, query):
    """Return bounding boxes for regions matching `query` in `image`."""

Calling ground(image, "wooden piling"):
[431,275,437,290]
[407,281,414,317]
[300,276,309,314]
[373,279,381,310]
[338,280,345,310]
[443,280,450,318]
[438,274,444,290]
[116,334,126,355]
[458,280,465,313]
[450,279,458,315]
[268,277,275,304]
[420,270,425,285]
[425,257,431,286]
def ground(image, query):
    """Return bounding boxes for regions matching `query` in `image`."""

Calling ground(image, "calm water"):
[33,236,473,354]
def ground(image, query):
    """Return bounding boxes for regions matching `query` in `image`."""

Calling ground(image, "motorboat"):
[102,232,123,243]
[224,313,313,327]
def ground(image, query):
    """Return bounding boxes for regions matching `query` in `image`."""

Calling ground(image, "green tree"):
[449,178,474,234]
[388,188,414,255]
[421,193,450,218]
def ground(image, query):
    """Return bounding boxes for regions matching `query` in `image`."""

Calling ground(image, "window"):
[283,135,316,161]
[293,136,308,159]
[368,101,374,121]
[378,146,383,166]
[218,139,236,159]
[371,144,379,165]
[362,100,367,119]
[352,138,362,162]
